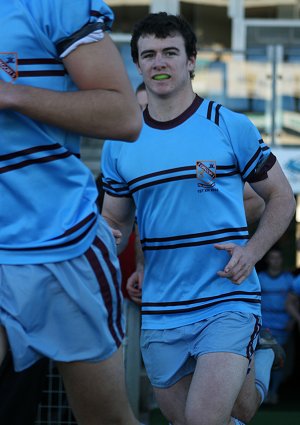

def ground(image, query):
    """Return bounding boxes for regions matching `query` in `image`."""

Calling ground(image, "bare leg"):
[185,353,248,425]
[154,373,192,425]
[0,326,8,367]
[153,353,248,425]
[57,346,139,425]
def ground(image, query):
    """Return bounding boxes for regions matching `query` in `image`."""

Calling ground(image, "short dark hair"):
[130,12,197,78]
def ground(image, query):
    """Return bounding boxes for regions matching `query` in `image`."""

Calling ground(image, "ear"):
[187,55,196,73]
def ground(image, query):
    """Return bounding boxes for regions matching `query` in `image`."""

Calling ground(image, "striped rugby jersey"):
[102,95,273,329]
[0,0,113,264]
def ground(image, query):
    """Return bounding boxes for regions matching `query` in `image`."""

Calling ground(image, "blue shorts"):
[0,222,124,371]
[140,312,261,388]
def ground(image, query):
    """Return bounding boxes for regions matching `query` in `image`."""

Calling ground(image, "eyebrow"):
[140,47,180,57]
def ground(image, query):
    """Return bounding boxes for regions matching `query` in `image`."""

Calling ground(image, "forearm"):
[246,193,295,263]
[3,83,140,140]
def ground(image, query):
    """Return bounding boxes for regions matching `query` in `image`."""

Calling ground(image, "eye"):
[141,52,154,59]
[165,50,177,57]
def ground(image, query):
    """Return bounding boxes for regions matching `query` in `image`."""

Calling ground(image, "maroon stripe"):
[0,143,62,162]
[51,213,96,240]
[247,315,261,359]
[93,237,123,338]
[0,151,72,174]
[18,59,61,65]
[18,70,66,77]
[85,246,122,347]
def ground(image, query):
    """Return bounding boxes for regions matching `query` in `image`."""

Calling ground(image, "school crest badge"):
[0,52,18,82]
[196,160,216,188]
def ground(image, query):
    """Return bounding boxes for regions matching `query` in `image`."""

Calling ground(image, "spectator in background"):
[258,247,295,404]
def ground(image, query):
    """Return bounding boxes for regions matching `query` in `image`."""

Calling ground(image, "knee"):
[232,402,257,424]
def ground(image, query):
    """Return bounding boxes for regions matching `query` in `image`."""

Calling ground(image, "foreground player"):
[0,1,142,425]
[101,12,295,425]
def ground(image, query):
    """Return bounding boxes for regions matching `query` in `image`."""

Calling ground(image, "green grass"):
[150,407,300,425]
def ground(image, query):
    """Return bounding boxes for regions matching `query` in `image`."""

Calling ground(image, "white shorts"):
[0,223,124,371]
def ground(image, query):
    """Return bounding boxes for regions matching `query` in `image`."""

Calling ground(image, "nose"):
[153,53,166,69]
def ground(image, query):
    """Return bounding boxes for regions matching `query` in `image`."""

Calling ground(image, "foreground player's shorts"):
[0,221,124,371]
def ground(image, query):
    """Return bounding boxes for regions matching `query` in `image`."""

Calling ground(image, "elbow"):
[120,108,143,142]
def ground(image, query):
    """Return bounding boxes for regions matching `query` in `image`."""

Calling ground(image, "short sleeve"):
[101,141,132,198]
[219,109,274,182]
[23,0,114,57]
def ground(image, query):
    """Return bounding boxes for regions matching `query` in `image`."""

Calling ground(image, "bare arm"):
[0,34,142,140]
[243,182,265,225]
[216,161,295,283]
[102,192,136,255]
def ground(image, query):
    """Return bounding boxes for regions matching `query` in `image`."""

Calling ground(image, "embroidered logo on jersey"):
[196,160,216,188]
[0,53,18,82]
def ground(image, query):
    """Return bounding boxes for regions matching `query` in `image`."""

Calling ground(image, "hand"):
[110,227,122,245]
[126,269,144,306]
[214,243,256,284]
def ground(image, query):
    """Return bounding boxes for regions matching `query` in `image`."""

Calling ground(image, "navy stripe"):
[241,148,261,177]
[207,100,214,120]
[0,143,62,162]
[141,226,248,243]
[247,315,261,359]
[2,219,96,252]
[215,104,221,125]
[18,59,61,65]
[131,174,196,194]
[141,297,261,315]
[0,152,72,174]
[51,213,97,240]
[93,237,124,338]
[84,246,122,347]
[18,70,67,77]
[128,164,237,187]
[142,290,261,307]
[143,234,249,251]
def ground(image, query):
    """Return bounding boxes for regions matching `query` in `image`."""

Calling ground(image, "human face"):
[135,33,195,97]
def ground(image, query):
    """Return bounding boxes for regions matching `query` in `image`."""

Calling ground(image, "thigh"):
[153,374,192,425]
[57,347,137,425]
[232,357,260,423]
[186,352,249,425]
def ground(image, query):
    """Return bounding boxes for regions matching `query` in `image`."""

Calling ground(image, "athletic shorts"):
[140,311,261,388]
[0,221,124,371]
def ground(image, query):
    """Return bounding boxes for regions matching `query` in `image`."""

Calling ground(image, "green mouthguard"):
[153,74,170,80]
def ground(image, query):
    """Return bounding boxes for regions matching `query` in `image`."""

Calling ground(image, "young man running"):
[101,12,295,425]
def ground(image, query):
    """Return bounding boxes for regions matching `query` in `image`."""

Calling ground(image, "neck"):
[147,87,196,122]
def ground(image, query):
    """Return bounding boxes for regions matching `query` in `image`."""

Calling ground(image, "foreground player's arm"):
[0,34,141,141]
[243,182,265,224]
[216,160,295,283]
[102,193,136,255]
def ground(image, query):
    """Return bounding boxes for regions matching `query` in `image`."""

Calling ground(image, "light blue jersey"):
[258,270,294,344]
[0,0,113,264]
[102,96,275,329]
